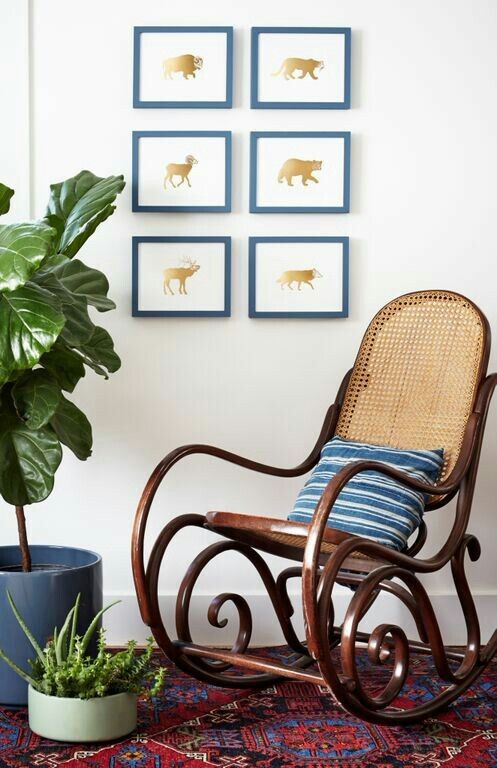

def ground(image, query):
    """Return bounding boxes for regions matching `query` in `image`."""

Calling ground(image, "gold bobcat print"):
[277,268,323,290]
[163,54,203,80]
[164,155,198,189]
[272,58,324,80]
[278,158,323,186]
[163,257,200,295]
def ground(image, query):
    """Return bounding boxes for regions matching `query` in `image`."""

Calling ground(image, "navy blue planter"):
[0,546,102,705]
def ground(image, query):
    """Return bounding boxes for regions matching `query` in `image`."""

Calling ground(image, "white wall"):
[1,0,497,645]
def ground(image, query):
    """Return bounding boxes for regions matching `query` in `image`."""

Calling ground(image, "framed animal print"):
[133,26,233,108]
[132,236,231,317]
[250,131,350,213]
[251,27,351,110]
[132,131,232,213]
[248,236,349,319]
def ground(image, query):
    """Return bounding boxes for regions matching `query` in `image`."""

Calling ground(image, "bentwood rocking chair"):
[132,290,497,725]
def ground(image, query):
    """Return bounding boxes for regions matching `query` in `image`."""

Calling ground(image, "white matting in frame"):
[250,132,350,213]
[132,131,232,213]
[132,237,231,317]
[133,26,233,108]
[251,27,351,109]
[249,237,349,318]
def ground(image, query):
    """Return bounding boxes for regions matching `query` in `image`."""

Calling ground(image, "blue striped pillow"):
[288,437,444,551]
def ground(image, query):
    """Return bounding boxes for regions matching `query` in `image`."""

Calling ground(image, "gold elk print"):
[278,158,323,187]
[277,268,323,290]
[163,54,204,80]
[164,155,198,189]
[163,257,200,295]
[272,58,325,80]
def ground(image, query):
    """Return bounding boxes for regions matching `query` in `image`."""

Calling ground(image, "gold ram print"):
[163,54,204,80]
[163,257,200,296]
[277,268,323,290]
[164,155,198,189]
[272,57,325,80]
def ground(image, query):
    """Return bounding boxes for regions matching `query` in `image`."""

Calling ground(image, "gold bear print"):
[163,54,204,80]
[272,58,325,80]
[277,268,323,290]
[278,158,323,186]
[163,257,200,295]
[164,155,198,189]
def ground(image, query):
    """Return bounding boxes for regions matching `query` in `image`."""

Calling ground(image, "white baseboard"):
[104,591,497,648]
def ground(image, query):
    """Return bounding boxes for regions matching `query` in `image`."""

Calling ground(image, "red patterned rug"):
[1,647,496,767]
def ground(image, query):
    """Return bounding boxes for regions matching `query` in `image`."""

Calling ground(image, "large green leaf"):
[12,370,62,429]
[0,398,62,505]
[32,271,94,346]
[0,284,65,383]
[40,343,85,393]
[50,395,92,460]
[45,171,125,258]
[43,214,65,245]
[79,326,121,377]
[0,183,14,216]
[52,258,115,311]
[0,221,55,293]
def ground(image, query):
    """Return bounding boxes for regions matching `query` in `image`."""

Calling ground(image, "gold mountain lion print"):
[164,155,198,189]
[163,258,200,295]
[163,54,203,80]
[278,159,323,186]
[272,58,324,80]
[277,268,323,290]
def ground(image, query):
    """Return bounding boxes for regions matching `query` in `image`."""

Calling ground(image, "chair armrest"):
[131,400,343,601]
[301,451,478,655]
[303,411,481,589]
[306,407,482,555]
[323,459,451,497]
[145,441,319,483]
[143,395,347,488]
[135,399,341,521]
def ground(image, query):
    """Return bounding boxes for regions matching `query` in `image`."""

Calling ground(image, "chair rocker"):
[132,290,497,725]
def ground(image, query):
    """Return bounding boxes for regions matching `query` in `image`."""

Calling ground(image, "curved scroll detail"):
[308,536,488,723]
[130,371,497,724]
[145,513,312,688]
[175,541,254,673]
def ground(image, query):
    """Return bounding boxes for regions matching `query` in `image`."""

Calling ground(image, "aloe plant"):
[0,172,125,571]
[0,593,166,699]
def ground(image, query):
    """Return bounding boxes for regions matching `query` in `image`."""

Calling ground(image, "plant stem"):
[15,506,31,573]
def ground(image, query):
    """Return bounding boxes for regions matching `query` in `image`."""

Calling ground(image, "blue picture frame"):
[251,27,351,110]
[249,131,351,214]
[132,131,232,213]
[248,236,349,319]
[133,26,234,109]
[132,236,231,318]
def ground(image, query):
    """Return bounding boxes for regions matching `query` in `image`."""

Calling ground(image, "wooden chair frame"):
[132,291,497,725]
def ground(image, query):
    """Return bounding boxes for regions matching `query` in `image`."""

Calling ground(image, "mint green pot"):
[28,687,137,742]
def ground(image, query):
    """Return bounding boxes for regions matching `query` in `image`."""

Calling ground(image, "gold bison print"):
[272,58,324,80]
[277,268,323,290]
[163,54,203,80]
[163,257,200,295]
[164,155,198,189]
[278,158,323,187]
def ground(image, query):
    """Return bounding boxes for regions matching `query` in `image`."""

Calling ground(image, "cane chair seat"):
[204,511,385,571]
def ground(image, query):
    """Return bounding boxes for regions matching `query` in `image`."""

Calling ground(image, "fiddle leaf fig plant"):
[0,171,125,572]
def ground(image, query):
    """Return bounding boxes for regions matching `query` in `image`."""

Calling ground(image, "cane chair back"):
[335,290,489,481]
